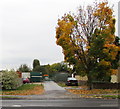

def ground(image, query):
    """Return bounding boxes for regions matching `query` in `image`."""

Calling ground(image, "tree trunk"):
[87,73,93,90]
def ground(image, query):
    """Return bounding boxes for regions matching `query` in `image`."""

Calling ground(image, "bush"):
[1,70,22,90]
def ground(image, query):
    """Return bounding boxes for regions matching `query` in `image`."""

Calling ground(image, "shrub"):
[1,70,22,90]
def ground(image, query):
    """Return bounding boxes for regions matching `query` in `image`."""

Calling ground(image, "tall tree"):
[55,1,119,89]
[90,2,120,81]
[33,59,40,72]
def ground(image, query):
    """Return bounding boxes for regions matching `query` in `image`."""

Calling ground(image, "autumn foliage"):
[55,1,119,89]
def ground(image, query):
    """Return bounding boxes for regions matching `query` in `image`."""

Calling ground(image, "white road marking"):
[100,104,118,107]
[12,105,22,107]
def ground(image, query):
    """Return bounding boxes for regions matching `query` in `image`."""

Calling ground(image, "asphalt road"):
[1,107,119,109]
[1,99,119,108]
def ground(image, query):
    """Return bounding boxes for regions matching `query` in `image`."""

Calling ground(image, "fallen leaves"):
[67,89,118,95]
[2,84,44,95]
[67,88,119,99]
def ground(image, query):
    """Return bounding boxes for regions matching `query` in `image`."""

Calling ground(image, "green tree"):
[33,59,40,72]
[18,64,31,72]
[33,65,41,72]
[89,3,120,81]
[49,62,72,77]
[111,36,120,69]
[55,1,119,89]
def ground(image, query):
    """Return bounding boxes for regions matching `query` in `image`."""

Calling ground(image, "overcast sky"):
[0,0,119,70]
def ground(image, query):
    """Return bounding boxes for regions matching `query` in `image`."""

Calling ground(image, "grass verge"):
[57,82,66,87]
[1,96,26,99]
[67,89,119,94]
[57,82,88,89]
[67,89,119,99]
[1,84,44,95]
[100,95,120,99]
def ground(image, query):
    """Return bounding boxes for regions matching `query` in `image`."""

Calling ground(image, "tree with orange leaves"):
[55,1,119,89]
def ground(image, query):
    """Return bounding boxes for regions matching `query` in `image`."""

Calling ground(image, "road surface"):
[1,81,119,109]
[1,99,119,109]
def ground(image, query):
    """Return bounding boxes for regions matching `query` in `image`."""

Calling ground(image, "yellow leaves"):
[55,1,118,75]
[62,22,73,35]
[86,46,90,49]
[110,69,118,75]
[108,34,115,42]
[102,33,115,44]
[94,1,114,30]
[56,19,72,46]
[98,2,112,17]
[103,49,109,54]
[104,44,113,48]
[93,1,116,62]
[98,2,107,9]
[56,15,82,58]
[104,44,119,60]
[56,17,75,41]
[99,60,111,66]
[56,35,70,48]
[110,52,118,60]
[57,20,66,28]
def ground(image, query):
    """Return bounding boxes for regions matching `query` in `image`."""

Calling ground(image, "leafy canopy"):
[55,1,119,84]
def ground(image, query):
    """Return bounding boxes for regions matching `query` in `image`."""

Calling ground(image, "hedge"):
[0,70,22,90]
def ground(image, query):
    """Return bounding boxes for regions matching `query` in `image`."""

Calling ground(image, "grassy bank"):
[1,84,44,95]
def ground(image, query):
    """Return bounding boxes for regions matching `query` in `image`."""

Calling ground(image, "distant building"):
[22,72,30,79]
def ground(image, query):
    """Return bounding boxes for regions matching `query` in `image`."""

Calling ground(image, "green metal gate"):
[30,72,43,82]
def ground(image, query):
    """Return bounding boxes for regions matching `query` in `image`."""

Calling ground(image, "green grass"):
[101,95,120,99]
[2,84,43,91]
[57,82,80,88]
[71,86,79,88]
[16,84,42,90]
[2,83,44,95]
[57,82,66,87]
[1,96,24,99]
